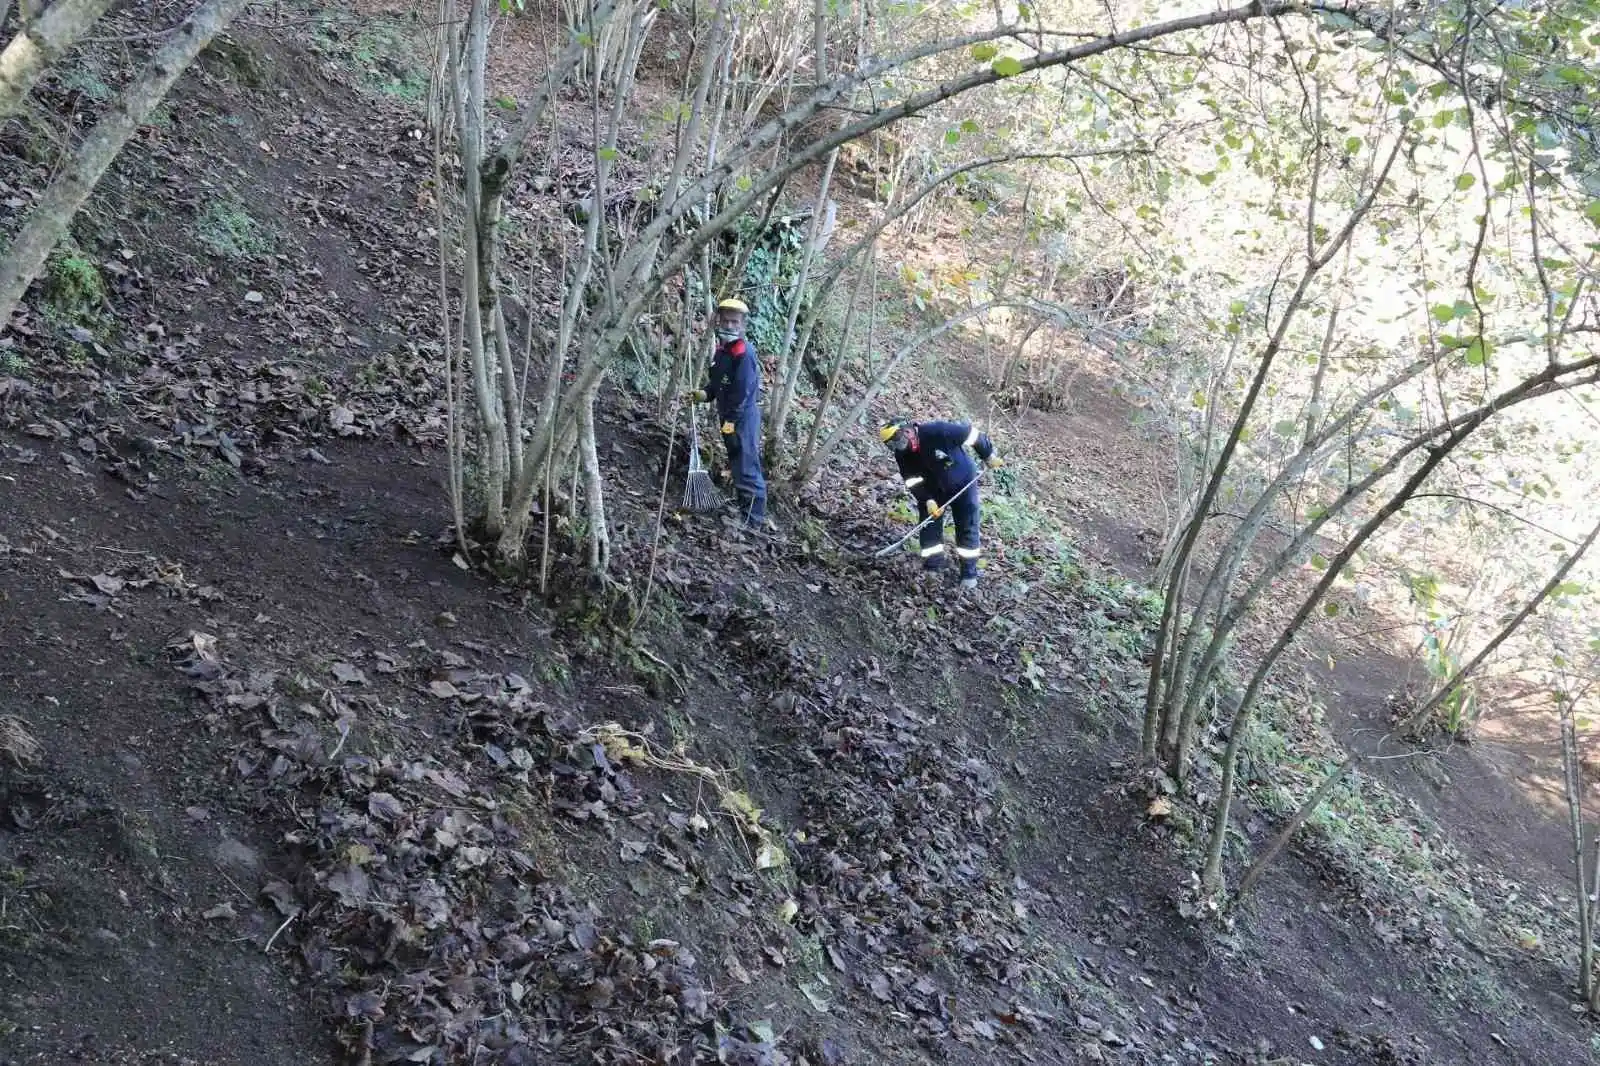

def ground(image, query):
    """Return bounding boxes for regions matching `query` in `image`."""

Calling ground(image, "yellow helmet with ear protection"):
[878,418,913,449]
[716,298,749,313]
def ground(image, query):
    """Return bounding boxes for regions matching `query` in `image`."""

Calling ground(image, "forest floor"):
[0,5,1594,1066]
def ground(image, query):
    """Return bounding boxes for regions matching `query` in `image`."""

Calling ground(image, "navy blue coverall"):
[893,420,993,579]
[703,337,767,525]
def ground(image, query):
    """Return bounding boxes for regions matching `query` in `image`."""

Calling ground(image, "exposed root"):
[578,722,787,871]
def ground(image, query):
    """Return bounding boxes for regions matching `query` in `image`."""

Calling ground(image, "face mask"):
[715,328,739,342]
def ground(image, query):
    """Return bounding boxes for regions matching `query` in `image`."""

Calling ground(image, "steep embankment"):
[0,10,1593,1066]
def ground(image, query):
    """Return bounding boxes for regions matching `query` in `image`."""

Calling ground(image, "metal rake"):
[682,403,721,512]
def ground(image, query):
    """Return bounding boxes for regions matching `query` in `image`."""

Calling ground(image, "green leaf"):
[1430,303,1457,323]
[1585,200,1600,227]
[970,42,999,62]
[1273,420,1299,437]
[959,118,981,134]
[991,55,1025,77]
[1344,135,1362,155]
[1190,389,1206,409]
[1229,299,1246,315]
[1310,553,1329,570]
[1196,171,1217,186]
[597,146,618,161]
[1455,173,1476,191]
[944,130,961,146]
[1464,337,1489,366]
[1323,601,1340,617]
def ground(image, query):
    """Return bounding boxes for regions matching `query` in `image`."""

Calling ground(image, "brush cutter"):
[681,402,722,512]
[870,470,985,558]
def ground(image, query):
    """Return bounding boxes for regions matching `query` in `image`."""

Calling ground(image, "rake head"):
[682,404,723,513]
[682,468,721,512]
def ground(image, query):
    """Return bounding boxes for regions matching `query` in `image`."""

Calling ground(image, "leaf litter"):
[174,633,800,1065]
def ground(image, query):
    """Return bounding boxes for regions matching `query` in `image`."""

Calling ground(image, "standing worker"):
[686,298,768,529]
[879,416,1003,589]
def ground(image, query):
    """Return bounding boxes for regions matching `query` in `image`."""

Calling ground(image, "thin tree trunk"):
[1233,755,1359,904]
[431,0,469,559]
[1201,383,1536,893]
[1562,714,1593,999]
[812,0,826,82]
[1173,357,1600,761]
[0,0,114,122]
[793,246,874,482]
[577,389,609,573]
[0,0,250,332]
[765,147,839,462]
[1401,514,1600,736]
[1587,831,1600,1010]
[1151,133,1405,770]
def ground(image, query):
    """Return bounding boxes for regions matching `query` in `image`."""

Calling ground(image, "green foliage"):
[43,246,106,327]
[195,199,270,259]
[312,14,428,102]
[1420,628,1477,735]
[725,214,811,358]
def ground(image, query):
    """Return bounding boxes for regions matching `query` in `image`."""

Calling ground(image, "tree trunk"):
[1232,755,1359,904]
[1401,514,1600,736]
[0,0,250,333]
[764,147,839,465]
[0,0,114,122]
[577,389,609,573]
[1562,714,1593,1000]
[1172,362,1600,773]
[793,248,875,484]
[1201,385,1521,894]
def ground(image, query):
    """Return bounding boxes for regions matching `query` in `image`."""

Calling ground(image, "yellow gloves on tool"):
[721,421,735,435]
[684,389,708,403]
[926,501,944,519]
[986,455,1004,470]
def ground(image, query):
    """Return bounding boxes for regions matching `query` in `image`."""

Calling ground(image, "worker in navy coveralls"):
[879,417,1003,589]
[686,298,767,528]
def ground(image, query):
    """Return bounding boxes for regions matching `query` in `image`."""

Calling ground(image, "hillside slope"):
[0,8,1593,1066]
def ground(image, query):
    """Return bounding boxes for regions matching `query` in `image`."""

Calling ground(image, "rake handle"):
[871,471,984,559]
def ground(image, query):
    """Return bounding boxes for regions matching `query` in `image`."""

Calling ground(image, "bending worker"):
[879,416,1002,589]
[686,298,768,529]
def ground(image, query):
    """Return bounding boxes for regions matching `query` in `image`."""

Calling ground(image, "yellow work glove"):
[986,455,1004,470]
[721,421,735,435]
[684,389,708,404]
[926,501,944,519]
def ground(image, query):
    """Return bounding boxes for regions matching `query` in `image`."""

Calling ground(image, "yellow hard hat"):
[716,297,749,314]
[878,418,907,443]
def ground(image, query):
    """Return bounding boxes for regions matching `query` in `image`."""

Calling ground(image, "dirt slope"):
[1,8,1595,1066]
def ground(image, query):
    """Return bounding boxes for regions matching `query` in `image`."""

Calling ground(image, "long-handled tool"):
[871,471,984,558]
[681,402,722,512]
